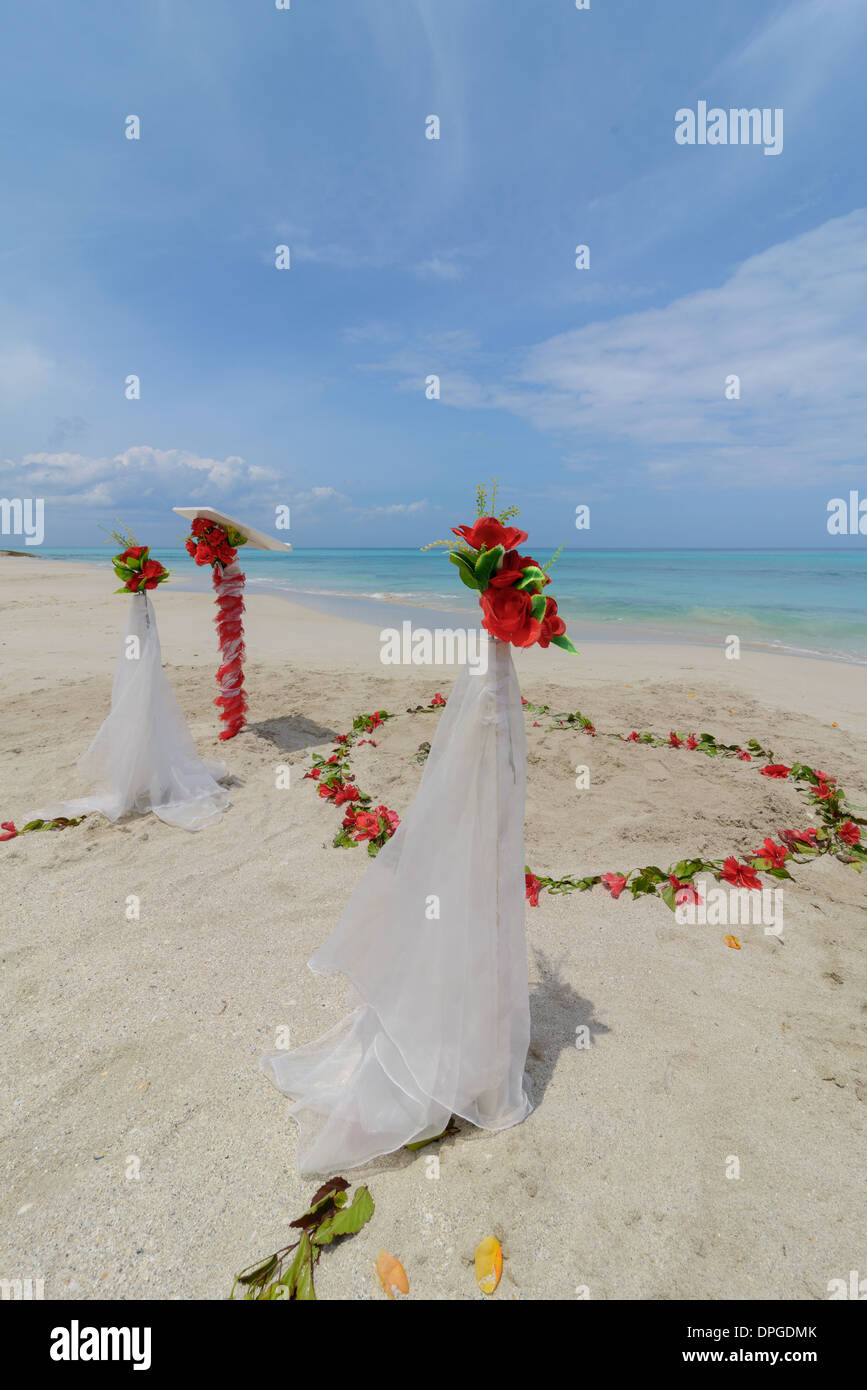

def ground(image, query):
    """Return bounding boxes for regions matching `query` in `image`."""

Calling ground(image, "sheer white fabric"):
[261,637,532,1175]
[38,594,229,832]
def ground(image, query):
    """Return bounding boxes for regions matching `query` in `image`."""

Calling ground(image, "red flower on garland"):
[669,873,703,906]
[452,516,528,552]
[720,857,762,889]
[376,804,400,834]
[333,784,361,807]
[430,693,446,707]
[686,734,698,750]
[627,730,640,742]
[480,585,543,647]
[814,780,837,802]
[778,827,818,849]
[753,837,789,868]
[525,872,542,907]
[1,820,18,841]
[601,872,628,899]
[736,749,752,761]
[838,821,862,846]
[669,732,683,748]
[761,764,791,779]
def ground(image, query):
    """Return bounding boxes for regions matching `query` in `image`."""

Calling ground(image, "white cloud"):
[1,446,280,509]
[416,256,463,281]
[292,485,352,509]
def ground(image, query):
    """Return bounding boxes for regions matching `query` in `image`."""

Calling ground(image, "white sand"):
[1,557,865,1299]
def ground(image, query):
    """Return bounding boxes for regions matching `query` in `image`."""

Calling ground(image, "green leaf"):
[473,544,504,589]
[549,633,578,654]
[530,593,547,622]
[448,550,480,591]
[514,565,546,591]
[283,1233,315,1300]
[316,1185,375,1243]
[661,883,678,912]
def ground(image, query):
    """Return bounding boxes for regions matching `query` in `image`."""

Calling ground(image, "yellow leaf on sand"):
[376,1249,409,1299]
[724,935,741,950]
[474,1236,503,1294]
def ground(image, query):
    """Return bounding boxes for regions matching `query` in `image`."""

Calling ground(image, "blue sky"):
[1,0,866,549]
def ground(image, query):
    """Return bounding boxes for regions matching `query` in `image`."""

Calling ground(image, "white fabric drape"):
[261,637,532,1175]
[38,594,229,832]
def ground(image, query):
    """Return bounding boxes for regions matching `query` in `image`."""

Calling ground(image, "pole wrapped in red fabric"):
[212,560,248,740]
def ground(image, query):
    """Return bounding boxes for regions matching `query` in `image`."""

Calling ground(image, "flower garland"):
[302,696,866,914]
[184,517,250,741]
[1,815,85,842]
[303,711,401,854]
[424,480,578,653]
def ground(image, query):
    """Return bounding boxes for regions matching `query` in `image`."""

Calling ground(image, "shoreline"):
[9,552,867,670]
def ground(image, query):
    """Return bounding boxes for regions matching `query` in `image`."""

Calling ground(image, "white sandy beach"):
[1,556,865,1300]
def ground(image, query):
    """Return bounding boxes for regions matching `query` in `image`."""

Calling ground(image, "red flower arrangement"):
[183,516,248,569]
[425,480,577,654]
[112,544,170,594]
[182,516,250,740]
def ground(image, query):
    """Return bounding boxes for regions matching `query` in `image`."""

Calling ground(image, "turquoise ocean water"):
[29,547,867,666]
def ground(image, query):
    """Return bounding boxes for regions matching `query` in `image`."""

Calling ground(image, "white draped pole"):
[261,637,532,1175]
[39,592,230,832]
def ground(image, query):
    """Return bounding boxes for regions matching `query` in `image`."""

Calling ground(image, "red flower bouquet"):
[112,544,170,594]
[183,516,248,569]
[427,481,578,653]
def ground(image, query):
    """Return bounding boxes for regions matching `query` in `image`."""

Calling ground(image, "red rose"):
[191,517,211,537]
[479,585,542,647]
[538,596,566,648]
[121,545,147,561]
[487,551,545,590]
[124,575,143,592]
[185,539,197,557]
[194,542,215,566]
[452,516,529,552]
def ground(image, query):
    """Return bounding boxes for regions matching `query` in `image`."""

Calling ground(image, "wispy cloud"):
[368,211,867,488]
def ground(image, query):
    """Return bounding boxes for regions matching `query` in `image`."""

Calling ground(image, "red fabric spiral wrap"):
[212,561,248,740]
